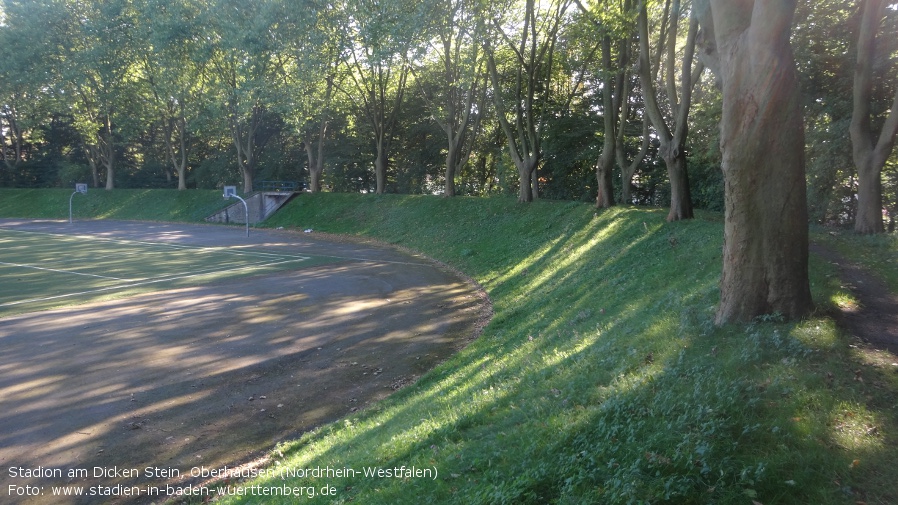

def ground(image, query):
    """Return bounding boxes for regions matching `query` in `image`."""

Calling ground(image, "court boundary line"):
[0,257,310,309]
[0,260,129,281]
[0,226,436,267]
[0,228,310,261]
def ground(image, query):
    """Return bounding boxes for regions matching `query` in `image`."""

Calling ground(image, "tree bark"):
[637,1,701,221]
[375,135,388,194]
[595,35,616,209]
[163,111,189,191]
[663,146,693,220]
[711,0,813,324]
[0,105,24,171]
[231,103,263,194]
[850,0,898,234]
[304,113,328,193]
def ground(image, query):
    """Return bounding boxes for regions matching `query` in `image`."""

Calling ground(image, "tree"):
[485,0,571,202]
[137,0,210,190]
[55,0,145,190]
[850,0,898,234]
[278,4,343,193]
[203,0,287,194]
[637,0,704,221]
[417,0,486,197]
[569,0,649,207]
[337,0,425,194]
[701,0,814,324]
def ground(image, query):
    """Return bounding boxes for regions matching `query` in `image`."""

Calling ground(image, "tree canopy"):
[0,0,895,229]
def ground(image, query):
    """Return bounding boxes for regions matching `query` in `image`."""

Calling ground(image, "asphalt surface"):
[0,219,489,504]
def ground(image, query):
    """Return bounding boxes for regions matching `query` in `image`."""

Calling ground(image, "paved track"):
[0,220,488,504]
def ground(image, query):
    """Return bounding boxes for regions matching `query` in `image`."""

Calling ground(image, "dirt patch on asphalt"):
[0,220,491,505]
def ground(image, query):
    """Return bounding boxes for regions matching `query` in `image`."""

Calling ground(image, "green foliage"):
[0,0,895,229]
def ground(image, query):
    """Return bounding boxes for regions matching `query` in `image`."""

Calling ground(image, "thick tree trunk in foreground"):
[712,0,813,324]
[850,0,898,234]
[854,159,885,233]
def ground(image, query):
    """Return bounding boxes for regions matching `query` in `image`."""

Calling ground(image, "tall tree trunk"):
[375,133,388,194]
[0,107,24,172]
[164,114,189,191]
[104,163,115,190]
[101,116,115,190]
[232,105,262,194]
[86,145,100,188]
[515,157,537,203]
[711,0,813,324]
[304,120,327,193]
[445,145,460,197]
[595,151,614,207]
[619,118,650,204]
[850,0,898,234]
[637,2,701,222]
[663,146,693,220]
[855,162,884,233]
[595,35,616,209]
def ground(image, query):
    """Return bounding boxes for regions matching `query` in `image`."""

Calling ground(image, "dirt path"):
[0,220,490,505]
[811,243,898,356]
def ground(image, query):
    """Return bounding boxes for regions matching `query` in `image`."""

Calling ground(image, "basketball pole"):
[69,184,87,224]
[223,187,249,237]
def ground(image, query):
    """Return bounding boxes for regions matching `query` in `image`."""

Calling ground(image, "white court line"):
[0,261,128,281]
[0,257,309,309]
[0,228,309,261]
[1,227,430,266]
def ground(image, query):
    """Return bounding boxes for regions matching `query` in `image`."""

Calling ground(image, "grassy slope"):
[0,188,228,221]
[812,227,898,295]
[2,190,896,503]
[242,194,895,505]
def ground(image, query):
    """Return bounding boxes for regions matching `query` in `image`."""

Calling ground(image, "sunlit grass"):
[813,227,898,294]
[237,194,898,504]
[4,190,897,504]
[0,188,229,221]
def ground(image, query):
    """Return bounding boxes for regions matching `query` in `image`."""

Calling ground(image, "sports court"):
[0,219,488,504]
[0,224,330,317]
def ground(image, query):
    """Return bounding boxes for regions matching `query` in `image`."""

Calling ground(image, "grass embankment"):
[244,193,896,504]
[813,228,898,295]
[0,188,228,222]
[2,189,896,503]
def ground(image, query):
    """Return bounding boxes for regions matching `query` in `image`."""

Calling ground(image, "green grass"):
[2,190,896,503]
[0,188,229,221]
[812,227,898,294]
[226,193,895,505]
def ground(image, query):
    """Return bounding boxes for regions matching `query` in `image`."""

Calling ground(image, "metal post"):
[69,184,87,224]
[225,193,249,237]
[69,191,77,224]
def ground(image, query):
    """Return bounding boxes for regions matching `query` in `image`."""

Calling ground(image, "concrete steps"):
[205,191,298,224]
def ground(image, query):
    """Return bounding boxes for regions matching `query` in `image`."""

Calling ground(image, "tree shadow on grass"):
[248,210,898,505]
